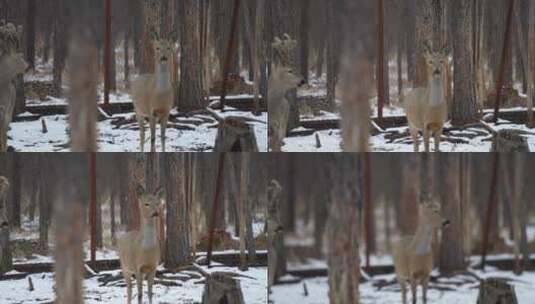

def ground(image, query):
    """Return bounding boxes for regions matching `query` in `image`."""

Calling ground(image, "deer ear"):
[154,187,165,200]
[137,184,146,198]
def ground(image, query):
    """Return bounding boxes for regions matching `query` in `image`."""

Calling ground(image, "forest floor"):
[0,216,267,303]
[284,74,535,152]
[8,59,267,152]
[0,261,267,304]
[270,255,535,304]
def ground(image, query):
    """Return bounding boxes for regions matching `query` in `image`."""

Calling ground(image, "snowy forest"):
[1,0,267,152]
[0,153,267,303]
[269,153,535,303]
[265,0,535,152]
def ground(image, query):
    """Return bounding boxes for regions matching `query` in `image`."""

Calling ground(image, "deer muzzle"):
[151,212,159,218]
[442,219,450,228]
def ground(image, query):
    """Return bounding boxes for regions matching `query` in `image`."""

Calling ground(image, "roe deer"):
[1,20,26,152]
[268,66,304,152]
[132,39,175,152]
[393,201,450,304]
[405,46,448,152]
[117,186,164,304]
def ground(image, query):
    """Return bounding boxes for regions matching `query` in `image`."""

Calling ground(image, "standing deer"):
[405,45,448,152]
[268,66,304,152]
[0,22,26,152]
[132,38,175,152]
[117,185,164,304]
[393,201,450,304]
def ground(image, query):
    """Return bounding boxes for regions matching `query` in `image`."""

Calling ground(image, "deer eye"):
[145,203,149,207]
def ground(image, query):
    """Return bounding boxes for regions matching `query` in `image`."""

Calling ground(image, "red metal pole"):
[377,0,385,125]
[363,153,372,273]
[104,0,111,106]
[206,154,225,267]
[219,0,241,111]
[89,152,97,263]
[480,153,499,269]
[493,0,515,123]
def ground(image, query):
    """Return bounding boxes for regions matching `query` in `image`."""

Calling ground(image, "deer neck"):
[139,217,158,249]
[155,63,170,92]
[410,222,434,255]
[428,75,444,106]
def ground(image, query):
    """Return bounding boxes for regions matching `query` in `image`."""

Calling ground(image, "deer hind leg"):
[136,271,143,304]
[149,115,157,152]
[137,115,145,152]
[160,116,168,153]
[147,271,155,304]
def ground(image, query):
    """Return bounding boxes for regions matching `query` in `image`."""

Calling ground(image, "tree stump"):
[214,117,259,152]
[267,180,285,291]
[477,278,518,304]
[491,130,530,152]
[201,272,245,304]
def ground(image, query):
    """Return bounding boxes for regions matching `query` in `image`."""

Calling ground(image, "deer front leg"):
[411,281,417,304]
[136,271,143,304]
[149,115,157,152]
[125,273,133,304]
[399,279,408,304]
[409,127,419,152]
[434,128,443,152]
[160,116,168,153]
[423,126,430,153]
[147,271,155,304]
[422,278,429,304]
[137,115,145,152]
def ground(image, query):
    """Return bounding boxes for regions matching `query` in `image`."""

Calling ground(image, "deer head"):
[419,201,450,229]
[270,65,305,92]
[137,185,164,223]
[422,42,449,80]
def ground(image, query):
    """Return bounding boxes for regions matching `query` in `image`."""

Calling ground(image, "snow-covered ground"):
[271,256,535,304]
[11,60,267,152]
[0,262,267,304]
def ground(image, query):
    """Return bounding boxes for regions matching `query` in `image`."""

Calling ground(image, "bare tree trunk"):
[178,0,205,111]
[527,0,535,126]
[38,157,49,253]
[0,175,11,274]
[25,0,36,69]
[326,155,360,304]
[53,156,86,304]
[238,154,248,271]
[439,154,466,274]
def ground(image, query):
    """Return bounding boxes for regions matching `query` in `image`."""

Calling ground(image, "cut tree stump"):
[491,130,530,152]
[214,117,258,152]
[201,272,245,304]
[476,278,518,304]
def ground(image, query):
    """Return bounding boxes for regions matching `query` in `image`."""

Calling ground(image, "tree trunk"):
[8,154,21,228]
[25,0,36,69]
[326,155,360,304]
[439,154,466,274]
[325,0,336,110]
[178,0,205,111]
[451,0,479,125]
[267,180,285,290]
[299,0,310,84]
[0,176,12,274]
[165,154,190,269]
[54,156,86,304]
[38,157,49,253]
[53,0,67,96]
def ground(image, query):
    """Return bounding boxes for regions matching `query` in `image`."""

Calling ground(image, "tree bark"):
[25,0,36,69]
[178,0,205,111]
[451,0,479,125]
[0,175,11,274]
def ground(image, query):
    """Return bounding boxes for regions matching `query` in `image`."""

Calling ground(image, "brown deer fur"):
[117,186,164,304]
[132,39,175,152]
[393,202,450,304]
[405,48,448,152]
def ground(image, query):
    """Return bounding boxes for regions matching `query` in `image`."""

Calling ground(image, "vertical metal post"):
[219,0,241,111]
[493,0,515,123]
[206,154,225,267]
[89,152,97,263]
[104,0,111,106]
[363,153,372,272]
[377,0,385,125]
[480,153,499,269]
